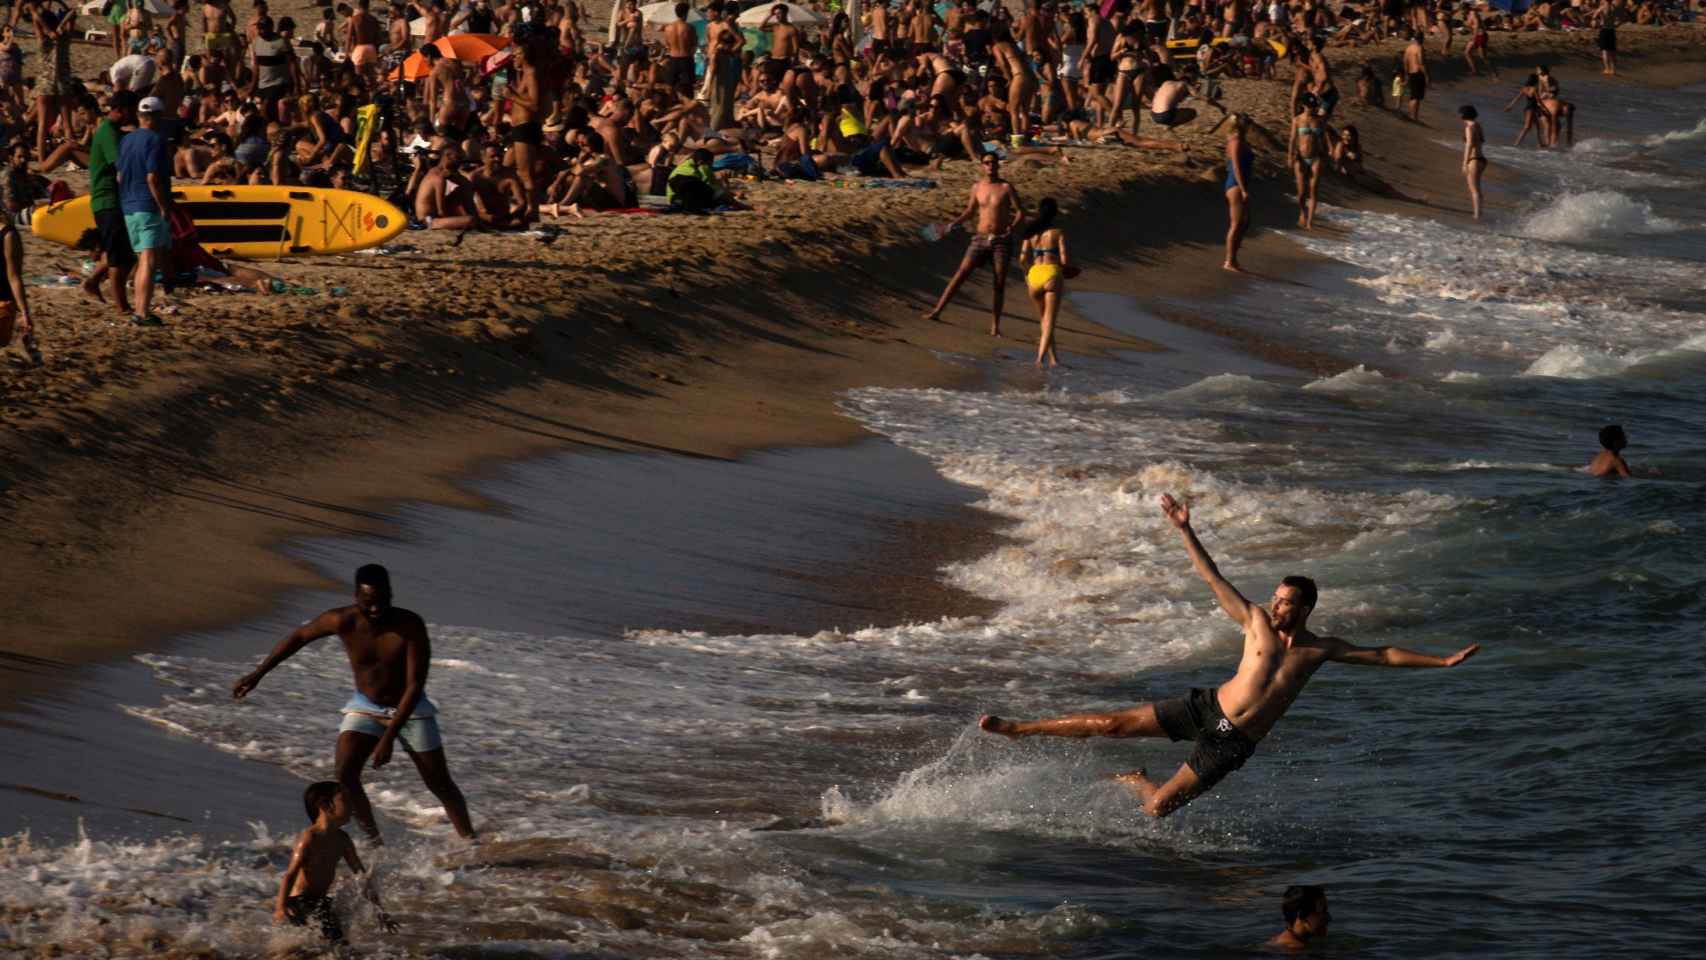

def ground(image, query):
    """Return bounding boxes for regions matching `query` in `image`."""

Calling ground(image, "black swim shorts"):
[1088,54,1115,85]
[667,55,695,93]
[95,207,136,269]
[285,894,344,942]
[1154,687,1257,790]
[1407,71,1427,102]
[511,120,544,147]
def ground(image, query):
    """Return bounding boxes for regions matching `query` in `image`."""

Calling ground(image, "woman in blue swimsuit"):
[1224,113,1254,273]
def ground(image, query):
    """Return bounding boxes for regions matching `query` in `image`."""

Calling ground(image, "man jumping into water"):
[980,494,1479,818]
[233,564,476,843]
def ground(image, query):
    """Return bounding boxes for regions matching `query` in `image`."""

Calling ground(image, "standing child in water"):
[275,781,400,942]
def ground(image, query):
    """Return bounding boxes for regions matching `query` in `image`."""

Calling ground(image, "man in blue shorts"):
[115,95,175,326]
[233,564,477,844]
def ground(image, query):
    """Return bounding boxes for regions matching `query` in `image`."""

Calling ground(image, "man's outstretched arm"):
[233,610,341,698]
[1326,638,1480,668]
[1158,493,1253,626]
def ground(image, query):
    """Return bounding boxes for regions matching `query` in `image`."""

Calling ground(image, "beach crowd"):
[0,0,1694,355]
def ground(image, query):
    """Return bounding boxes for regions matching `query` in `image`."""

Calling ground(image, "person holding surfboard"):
[978,493,1480,819]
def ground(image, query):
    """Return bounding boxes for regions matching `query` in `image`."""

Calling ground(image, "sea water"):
[5,82,1706,958]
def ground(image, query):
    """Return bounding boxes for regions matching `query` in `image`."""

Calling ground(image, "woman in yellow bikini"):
[1020,198,1071,368]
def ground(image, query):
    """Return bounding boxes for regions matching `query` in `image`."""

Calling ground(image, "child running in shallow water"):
[274,781,399,943]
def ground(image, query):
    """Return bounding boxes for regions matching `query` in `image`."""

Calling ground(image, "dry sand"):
[3,23,1704,708]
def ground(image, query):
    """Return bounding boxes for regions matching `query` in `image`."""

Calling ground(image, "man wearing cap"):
[116,96,175,326]
[82,90,138,316]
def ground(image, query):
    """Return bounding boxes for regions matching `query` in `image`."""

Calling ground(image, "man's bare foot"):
[79,276,104,303]
[1223,261,1246,274]
[1110,768,1158,800]
[988,325,1001,337]
[923,309,943,322]
[978,714,1024,738]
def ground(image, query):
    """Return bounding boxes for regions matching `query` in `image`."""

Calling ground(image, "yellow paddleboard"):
[30,186,407,260]
[1166,37,1287,60]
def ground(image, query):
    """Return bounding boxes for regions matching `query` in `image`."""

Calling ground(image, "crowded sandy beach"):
[3,1,1706,956]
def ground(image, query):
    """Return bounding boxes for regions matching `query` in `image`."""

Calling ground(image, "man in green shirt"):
[81,90,138,315]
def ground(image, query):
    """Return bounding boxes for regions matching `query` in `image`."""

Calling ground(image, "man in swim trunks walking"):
[979,493,1480,818]
[925,152,1024,336]
[233,564,476,843]
[1402,31,1429,122]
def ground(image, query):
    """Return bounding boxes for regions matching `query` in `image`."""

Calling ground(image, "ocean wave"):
[1516,191,1681,242]
[1643,116,1706,147]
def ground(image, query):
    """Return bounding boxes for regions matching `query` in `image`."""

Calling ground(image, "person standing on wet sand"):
[1402,31,1429,123]
[925,152,1024,336]
[1461,104,1487,220]
[1223,113,1254,273]
[1019,197,1070,368]
[1595,1,1619,77]
[233,564,477,844]
[977,493,1480,819]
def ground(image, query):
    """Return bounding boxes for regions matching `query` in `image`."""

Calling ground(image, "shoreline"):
[4,27,1705,716]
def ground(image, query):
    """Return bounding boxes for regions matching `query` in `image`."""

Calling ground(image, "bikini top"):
[1299,124,1320,136]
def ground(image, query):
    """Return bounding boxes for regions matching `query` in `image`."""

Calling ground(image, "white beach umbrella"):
[737,3,825,27]
[81,0,173,16]
[637,0,704,24]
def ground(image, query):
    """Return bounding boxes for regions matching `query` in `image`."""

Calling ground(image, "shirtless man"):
[663,2,697,97]
[760,4,798,88]
[411,144,483,229]
[233,565,476,843]
[203,0,239,59]
[344,0,383,86]
[925,152,1024,336]
[869,1,895,58]
[471,142,527,227]
[1402,31,1429,122]
[507,42,543,220]
[979,493,1480,818]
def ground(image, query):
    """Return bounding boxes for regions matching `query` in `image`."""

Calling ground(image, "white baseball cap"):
[138,96,164,114]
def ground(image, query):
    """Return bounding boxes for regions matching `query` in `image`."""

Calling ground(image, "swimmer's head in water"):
[1272,575,1317,630]
[303,781,351,824]
[354,563,393,617]
[1282,884,1330,937]
[1599,424,1627,452]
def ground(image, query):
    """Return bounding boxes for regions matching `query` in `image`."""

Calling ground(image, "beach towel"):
[825,178,937,190]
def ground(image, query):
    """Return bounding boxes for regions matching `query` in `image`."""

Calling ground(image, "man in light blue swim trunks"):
[114,95,175,328]
[234,564,476,844]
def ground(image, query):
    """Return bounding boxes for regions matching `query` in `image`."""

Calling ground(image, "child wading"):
[275,781,400,942]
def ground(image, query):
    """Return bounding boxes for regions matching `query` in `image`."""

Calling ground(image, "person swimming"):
[1585,424,1633,477]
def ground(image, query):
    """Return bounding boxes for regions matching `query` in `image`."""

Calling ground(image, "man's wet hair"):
[355,563,392,593]
[1281,575,1317,612]
[1599,424,1627,452]
[1282,885,1327,924]
[303,781,342,822]
[674,1,688,17]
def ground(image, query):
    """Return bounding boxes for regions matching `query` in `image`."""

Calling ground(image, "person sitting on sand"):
[542,130,633,218]
[1267,885,1331,950]
[1585,424,1633,478]
[1331,124,1364,177]
[274,782,399,943]
[977,493,1480,819]
[412,144,483,230]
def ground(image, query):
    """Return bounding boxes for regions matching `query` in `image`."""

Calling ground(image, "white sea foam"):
[1295,205,1704,369]
[1516,190,1681,242]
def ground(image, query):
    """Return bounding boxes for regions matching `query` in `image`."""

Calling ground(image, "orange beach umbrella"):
[391,33,512,83]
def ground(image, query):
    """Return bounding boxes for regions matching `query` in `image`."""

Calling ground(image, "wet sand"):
[3,22,1703,721]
